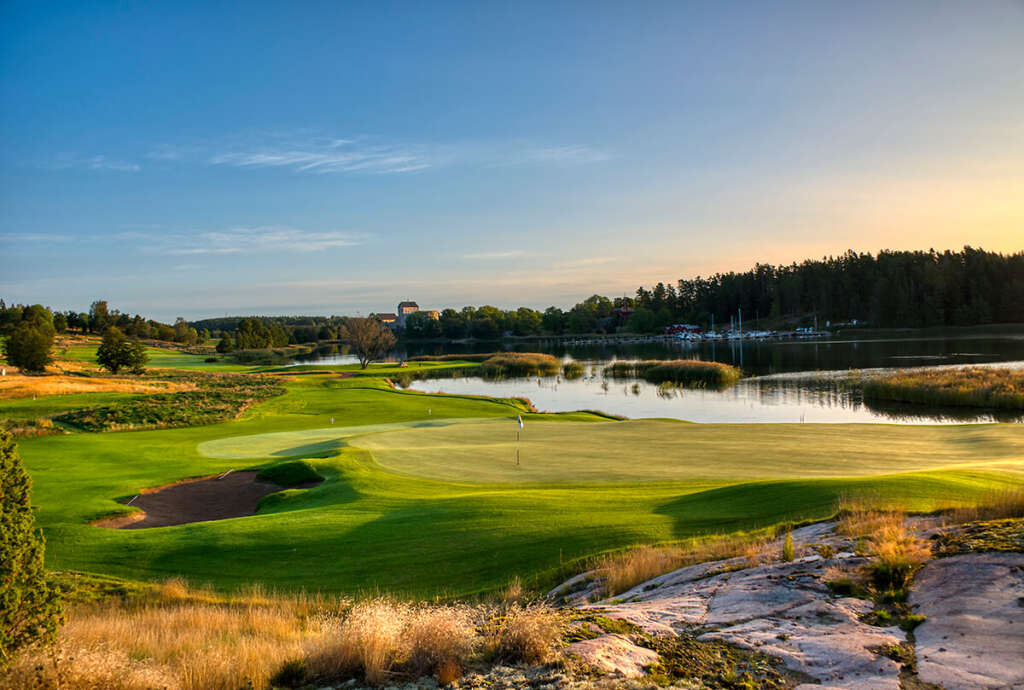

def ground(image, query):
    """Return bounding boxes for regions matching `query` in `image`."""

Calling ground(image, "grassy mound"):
[479,353,560,378]
[604,360,742,388]
[863,367,1024,409]
[256,460,324,486]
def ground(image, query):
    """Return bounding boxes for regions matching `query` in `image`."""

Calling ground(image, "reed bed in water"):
[604,359,742,388]
[478,353,560,378]
[862,367,1024,410]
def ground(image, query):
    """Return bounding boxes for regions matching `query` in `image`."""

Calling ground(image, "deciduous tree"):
[96,327,148,374]
[347,317,396,369]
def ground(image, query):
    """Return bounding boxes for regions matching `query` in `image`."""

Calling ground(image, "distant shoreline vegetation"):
[863,368,1024,410]
[604,360,743,388]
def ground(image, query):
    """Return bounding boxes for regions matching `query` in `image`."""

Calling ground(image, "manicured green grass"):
[60,342,250,372]
[0,392,141,421]
[15,370,1024,599]
[352,419,1024,484]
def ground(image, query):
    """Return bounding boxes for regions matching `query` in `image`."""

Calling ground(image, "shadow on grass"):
[272,438,346,458]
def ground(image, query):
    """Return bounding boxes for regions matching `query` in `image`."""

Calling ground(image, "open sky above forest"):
[1,0,1022,320]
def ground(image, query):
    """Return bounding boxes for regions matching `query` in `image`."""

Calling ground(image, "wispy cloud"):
[88,155,140,172]
[160,227,368,255]
[209,136,433,174]
[462,250,525,260]
[518,145,610,165]
[0,232,75,243]
[45,154,140,172]
[563,257,613,267]
[41,133,610,177]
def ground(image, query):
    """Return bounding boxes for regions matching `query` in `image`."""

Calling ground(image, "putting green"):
[352,419,1024,483]
[197,418,492,460]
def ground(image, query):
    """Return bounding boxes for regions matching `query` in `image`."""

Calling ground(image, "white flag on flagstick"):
[517,413,524,430]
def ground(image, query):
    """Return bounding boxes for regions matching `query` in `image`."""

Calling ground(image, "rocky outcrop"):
[910,551,1024,690]
[564,634,659,678]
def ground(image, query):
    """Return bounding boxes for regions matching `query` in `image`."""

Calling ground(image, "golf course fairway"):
[12,366,1024,598]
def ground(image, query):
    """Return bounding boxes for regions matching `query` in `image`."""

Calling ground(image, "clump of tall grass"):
[562,361,585,379]
[482,603,564,665]
[303,598,477,685]
[479,352,560,378]
[863,367,1024,410]
[595,532,774,597]
[604,359,741,388]
[946,485,1024,524]
[781,532,795,562]
[866,523,931,600]
[835,493,905,537]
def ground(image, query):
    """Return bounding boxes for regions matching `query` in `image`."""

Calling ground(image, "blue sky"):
[1,0,1022,321]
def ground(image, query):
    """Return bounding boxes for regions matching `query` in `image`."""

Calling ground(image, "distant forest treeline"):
[194,247,1024,338]
[634,247,1024,330]
[4,248,1022,349]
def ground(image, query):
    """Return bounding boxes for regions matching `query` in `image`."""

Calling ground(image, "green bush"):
[256,461,324,487]
[0,430,63,664]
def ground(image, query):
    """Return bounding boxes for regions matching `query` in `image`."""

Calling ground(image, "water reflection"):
[403,366,1023,425]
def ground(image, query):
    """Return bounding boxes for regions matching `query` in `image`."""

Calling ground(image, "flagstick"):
[516,429,520,466]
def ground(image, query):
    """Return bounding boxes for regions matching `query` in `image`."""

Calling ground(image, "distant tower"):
[397,300,419,328]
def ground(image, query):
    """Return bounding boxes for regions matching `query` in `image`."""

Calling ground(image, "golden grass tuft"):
[484,603,564,665]
[303,598,477,686]
[597,532,773,597]
[835,493,905,537]
[865,522,931,595]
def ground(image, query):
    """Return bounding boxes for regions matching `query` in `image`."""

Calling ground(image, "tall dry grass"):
[482,603,565,665]
[603,360,741,388]
[479,352,560,378]
[834,493,905,537]
[1,581,566,689]
[596,532,774,597]
[863,367,1024,410]
[865,522,932,597]
[0,373,191,400]
[946,485,1024,524]
[304,598,477,685]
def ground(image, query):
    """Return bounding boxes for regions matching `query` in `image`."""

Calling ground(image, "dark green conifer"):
[0,430,62,664]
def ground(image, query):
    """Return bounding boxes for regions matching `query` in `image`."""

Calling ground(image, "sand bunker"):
[96,470,321,529]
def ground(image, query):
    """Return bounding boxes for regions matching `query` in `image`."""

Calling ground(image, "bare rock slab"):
[911,552,1024,690]
[564,634,659,678]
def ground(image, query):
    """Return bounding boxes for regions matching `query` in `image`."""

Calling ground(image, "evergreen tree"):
[216,332,234,353]
[0,430,63,664]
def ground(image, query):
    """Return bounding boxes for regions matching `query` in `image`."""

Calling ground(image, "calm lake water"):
[293,329,1024,424]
